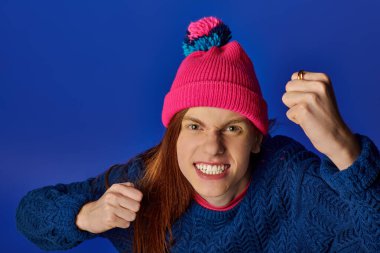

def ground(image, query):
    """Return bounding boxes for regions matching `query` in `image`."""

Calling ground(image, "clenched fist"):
[282,71,360,170]
[75,182,143,234]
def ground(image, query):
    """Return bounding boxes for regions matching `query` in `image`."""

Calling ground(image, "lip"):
[193,163,229,180]
[194,161,230,166]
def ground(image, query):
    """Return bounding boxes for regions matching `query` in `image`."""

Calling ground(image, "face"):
[176,107,263,207]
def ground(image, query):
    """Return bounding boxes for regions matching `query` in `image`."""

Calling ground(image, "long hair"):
[133,108,193,252]
[104,109,277,252]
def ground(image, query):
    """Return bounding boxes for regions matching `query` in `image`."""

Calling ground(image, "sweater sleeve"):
[15,157,142,251]
[319,134,380,252]
[279,133,380,252]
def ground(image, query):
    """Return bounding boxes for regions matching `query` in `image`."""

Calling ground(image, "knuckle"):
[285,81,292,91]
[136,192,143,201]
[129,212,137,221]
[286,110,291,118]
[104,192,117,203]
[298,103,309,113]
[135,202,141,212]
[281,93,287,103]
[123,209,136,221]
[306,93,318,103]
[319,73,330,83]
[129,203,139,213]
[105,214,116,225]
[123,222,131,228]
[316,73,330,83]
[104,204,114,213]
[286,109,296,122]
[286,108,294,117]
[110,183,122,192]
[316,81,328,94]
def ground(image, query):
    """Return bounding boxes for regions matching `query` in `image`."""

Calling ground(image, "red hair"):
[133,108,193,252]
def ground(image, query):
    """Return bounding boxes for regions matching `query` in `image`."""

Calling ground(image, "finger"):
[105,191,141,212]
[108,214,131,229]
[291,71,330,83]
[109,183,143,202]
[117,195,141,213]
[113,206,137,222]
[104,191,141,213]
[285,80,327,93]
[282,91,318,108]
[286,104,301,125]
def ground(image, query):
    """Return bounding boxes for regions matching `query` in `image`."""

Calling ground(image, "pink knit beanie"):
[162,16,269,135]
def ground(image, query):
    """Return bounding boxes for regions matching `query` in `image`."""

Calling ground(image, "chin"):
[194,184,228,198]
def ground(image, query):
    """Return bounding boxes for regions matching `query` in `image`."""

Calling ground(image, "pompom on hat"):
[162,16,269,135]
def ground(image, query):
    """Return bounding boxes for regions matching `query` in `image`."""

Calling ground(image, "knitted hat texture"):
[161,16,269,135]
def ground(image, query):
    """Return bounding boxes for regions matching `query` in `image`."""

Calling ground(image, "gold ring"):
[297,70,305,80]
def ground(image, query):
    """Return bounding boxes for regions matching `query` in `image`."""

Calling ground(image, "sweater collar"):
[193,177,252,211]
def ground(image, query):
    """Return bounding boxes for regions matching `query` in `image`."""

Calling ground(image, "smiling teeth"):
[195,164,228,175]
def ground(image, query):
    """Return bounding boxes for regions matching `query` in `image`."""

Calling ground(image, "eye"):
[225,125,242,133]
[186,124,201,131]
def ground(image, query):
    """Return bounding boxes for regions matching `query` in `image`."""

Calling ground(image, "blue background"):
[1,0,379,252]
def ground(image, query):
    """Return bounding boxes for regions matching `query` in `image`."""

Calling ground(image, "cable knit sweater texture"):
[16,134,380,252]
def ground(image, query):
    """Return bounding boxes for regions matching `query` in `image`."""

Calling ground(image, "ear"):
[251,133,263,154]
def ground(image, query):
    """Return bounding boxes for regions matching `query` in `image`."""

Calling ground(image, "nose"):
[203,131,225,155]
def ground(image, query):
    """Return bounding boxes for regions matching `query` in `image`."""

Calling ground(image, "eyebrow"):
[182,116,247,128]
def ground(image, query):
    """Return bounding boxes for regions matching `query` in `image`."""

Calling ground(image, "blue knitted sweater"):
[16,134,380,252]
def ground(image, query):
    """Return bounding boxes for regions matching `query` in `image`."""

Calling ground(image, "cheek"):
[177,131,199,154]
[228,140,253,171]
[176,132,203,180]
[176,133,192,172]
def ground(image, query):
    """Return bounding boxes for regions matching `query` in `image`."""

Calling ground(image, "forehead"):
[183,107,248,124]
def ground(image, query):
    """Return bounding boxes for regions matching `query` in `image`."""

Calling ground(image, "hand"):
[75,182,143,234]
[281,71,360,170]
